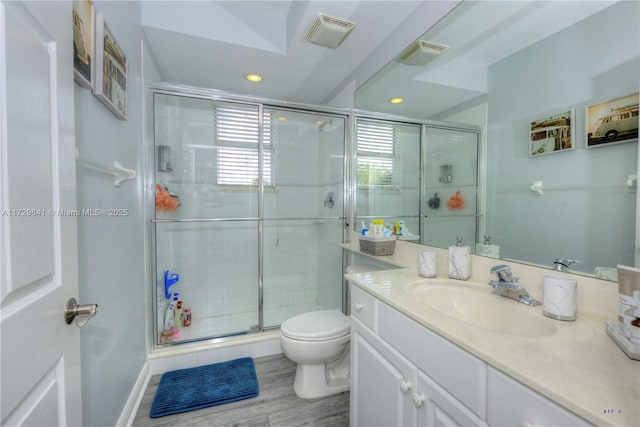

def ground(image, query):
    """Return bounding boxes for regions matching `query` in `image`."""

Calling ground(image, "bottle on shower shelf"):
[172,293,182,330]
[183,308,192,327]
[163,298,175,332]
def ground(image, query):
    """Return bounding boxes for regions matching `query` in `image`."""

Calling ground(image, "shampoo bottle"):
[174,298,183,330]
[183,308,192,327]
[171,293,180,330]
[163,299,175,332]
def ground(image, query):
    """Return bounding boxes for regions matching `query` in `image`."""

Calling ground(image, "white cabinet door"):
[487,367,592,427]
[351,317,417,427]
[378,300,487,419]
[415,370,488,427]
[0,1,82,425]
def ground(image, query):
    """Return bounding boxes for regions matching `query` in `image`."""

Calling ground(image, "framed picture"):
[72,0,94,88]
[94,13,127,120]
[587,93,639,147]
[529,109,575,157]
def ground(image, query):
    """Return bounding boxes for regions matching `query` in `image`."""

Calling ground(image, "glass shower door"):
[261,108,346,328]
[421,126,479,249]
[153,94,260,344]
[355,119,421,238]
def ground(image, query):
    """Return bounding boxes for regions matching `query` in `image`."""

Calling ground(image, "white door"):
[1,1,83,426]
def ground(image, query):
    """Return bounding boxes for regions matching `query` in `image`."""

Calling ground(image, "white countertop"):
[343,237,640,427]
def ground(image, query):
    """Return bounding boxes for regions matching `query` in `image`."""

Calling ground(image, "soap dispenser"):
[448,236,471,280]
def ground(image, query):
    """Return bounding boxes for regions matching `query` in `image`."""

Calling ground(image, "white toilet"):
[280,309,350,399]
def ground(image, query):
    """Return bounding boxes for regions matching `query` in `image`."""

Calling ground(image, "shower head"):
[317,118,333,132]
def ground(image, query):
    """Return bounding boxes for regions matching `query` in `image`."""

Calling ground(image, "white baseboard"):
[148,332,283,375]
[116,361,151,427]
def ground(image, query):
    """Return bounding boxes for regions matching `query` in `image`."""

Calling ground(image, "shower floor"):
[169,302,326,343]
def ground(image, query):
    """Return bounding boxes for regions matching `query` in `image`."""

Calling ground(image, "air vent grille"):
[398,40,449,65]
[304,13,357,48]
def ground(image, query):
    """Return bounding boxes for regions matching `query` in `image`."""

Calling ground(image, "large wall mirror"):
[355,0,639,280]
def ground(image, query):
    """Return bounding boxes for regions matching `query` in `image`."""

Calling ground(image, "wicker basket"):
[359,235,396,256]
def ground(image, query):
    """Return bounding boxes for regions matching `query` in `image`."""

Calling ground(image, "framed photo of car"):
[587,93,639,148]
[529,109,575,157]
[72,0,94,88]
[94,13,127,120]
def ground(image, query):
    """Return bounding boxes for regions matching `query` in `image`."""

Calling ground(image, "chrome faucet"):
[552,259,579,272]
[488,265,540,306]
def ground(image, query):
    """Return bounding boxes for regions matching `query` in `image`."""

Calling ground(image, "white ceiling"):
[141,1,618,114]
[355,0,618,119]
[141,0,427,104]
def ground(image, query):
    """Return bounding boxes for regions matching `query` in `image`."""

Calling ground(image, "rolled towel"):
[476,243,500,259]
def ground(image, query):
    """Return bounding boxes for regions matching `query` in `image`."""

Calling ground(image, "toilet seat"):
[280,309,350,342]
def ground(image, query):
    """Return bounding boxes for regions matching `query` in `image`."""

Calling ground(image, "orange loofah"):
[156,184,180,212]
[447,191,465,210]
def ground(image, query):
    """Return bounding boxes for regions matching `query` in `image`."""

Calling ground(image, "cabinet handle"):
[412,393,425,408]
[399,380,411,393]
[354,302,363,312]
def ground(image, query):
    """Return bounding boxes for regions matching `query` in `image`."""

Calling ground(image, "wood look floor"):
[132,354,350,427]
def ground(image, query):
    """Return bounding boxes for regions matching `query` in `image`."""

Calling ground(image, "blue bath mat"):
[149,357,259,418]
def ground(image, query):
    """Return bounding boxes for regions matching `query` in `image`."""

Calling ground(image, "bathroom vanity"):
[344,240,639,427]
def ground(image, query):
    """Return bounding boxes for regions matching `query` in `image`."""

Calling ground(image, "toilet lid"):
[280,309,350,341]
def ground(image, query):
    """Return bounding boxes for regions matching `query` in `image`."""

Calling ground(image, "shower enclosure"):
[150,88,347,345]
[355,118,421,238]
[354,114,481,251]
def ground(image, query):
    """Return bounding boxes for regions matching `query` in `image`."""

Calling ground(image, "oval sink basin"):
[405,282,557,338]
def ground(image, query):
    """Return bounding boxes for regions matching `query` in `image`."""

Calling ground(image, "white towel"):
[448,246,470,280]
[475,243,500,259]
[594,267,618,281]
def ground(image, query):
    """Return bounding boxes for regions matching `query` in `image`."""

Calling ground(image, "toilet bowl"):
[280,309,350,399]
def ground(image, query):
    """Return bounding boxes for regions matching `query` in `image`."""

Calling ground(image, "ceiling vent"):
[398,40,449,65]
[304,13,357,48]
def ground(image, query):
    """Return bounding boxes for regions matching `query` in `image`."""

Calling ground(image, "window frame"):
[356,119,400,190]
[214,102,275,187]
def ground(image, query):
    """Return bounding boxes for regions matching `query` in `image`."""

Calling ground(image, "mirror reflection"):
[355,0,639,280]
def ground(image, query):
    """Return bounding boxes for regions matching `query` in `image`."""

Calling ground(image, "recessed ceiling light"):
[315,120,325,126]
[389,97,404,104]
[245,73,263,83]
[277,116,288,122]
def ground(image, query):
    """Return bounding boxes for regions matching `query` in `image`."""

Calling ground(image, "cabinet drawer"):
[350,284,377,332]
[487,367,592,427]
[377,301,487,419]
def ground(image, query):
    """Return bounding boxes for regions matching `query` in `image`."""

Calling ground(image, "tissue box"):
[359,235,396,256]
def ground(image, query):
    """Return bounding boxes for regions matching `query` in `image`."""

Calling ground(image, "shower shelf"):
[76,149,136,187]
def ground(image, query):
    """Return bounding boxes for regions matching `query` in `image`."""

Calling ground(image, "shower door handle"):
[65,297,98,327]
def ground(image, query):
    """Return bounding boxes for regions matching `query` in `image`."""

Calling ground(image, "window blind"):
[215,104,273,185]
[356,121,398,187]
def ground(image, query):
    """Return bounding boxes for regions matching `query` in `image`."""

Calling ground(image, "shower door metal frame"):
[351,110,482,250]
[145,81,351,348]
